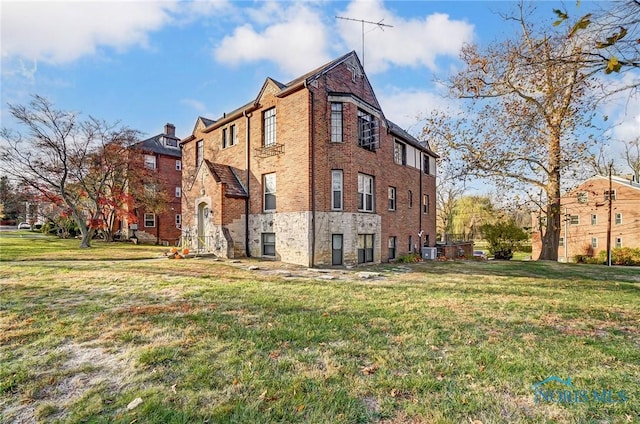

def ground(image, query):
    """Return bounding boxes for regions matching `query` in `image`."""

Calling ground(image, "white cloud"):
[0,0,229,64]
[180,98,207,113]
[213,3,331,77]
[378,85,460,135]
[336,0,475,73]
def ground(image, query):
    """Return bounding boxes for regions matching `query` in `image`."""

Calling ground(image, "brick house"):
[124,123,182,245]
[531,175,640,261]
[180,51,438,266]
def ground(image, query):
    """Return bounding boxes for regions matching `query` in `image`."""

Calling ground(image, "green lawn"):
[1,234,639,423]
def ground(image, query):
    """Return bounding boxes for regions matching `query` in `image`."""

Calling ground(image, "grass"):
[1,233,639,423]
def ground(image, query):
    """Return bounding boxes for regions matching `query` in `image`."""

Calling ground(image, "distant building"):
[125,123,182,245]
[180,51,438,266]
[532,175,640,261]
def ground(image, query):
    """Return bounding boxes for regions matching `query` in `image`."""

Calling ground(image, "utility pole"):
[606,162,613,267]
[335,16,393,67]
[564,207,568,262]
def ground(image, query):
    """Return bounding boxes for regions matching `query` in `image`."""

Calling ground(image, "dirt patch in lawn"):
[3,342,133,423]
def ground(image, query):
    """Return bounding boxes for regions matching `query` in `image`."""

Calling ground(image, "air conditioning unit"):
[422,247,437,260]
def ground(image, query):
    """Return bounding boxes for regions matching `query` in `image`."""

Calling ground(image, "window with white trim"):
[408,190,413,208]
[591,237,598,248]
[331,103,343,142]
[175,214,181,227]
[262,233,276,257]
[591,214,597,225]
[615,213,622,224]
[358,173,374,212]
[388,187,396,210]
[394,141,406,165]
[263,108,276,147]
[263,173,276,211]
[144,213,156,227]
[331,170,343,210]
[175,187,181,198]
[388,236,396,260]
[604,189,616,201]
[423,154,430,174]
[559,237,564,247]
[144,154,156,170]
[569,215,579,225]
[175,160,182,171]
[222,127,228,148]
[615,237,622,248]
[423,194,429,214]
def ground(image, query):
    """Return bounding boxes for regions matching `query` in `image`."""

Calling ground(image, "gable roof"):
[387,120,439,157]
[572,175,640,194]
[205,160,248,198]
[132,134,181,158]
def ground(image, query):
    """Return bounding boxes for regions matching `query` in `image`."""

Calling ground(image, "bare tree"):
[422,3,600,260]
[622,137,640,182]
[0,95,139,248]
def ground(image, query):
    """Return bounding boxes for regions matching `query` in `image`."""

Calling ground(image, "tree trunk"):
[538,130,562,261]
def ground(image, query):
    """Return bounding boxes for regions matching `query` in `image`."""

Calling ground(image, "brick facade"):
[181,52,438,266]
[125,124,182,245]
[531,175,640,261]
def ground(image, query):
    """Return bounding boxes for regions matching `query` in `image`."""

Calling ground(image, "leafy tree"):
[0,95,140,248]
[422,3,601,260]
[449,195,496,241]
[480,220,529,255]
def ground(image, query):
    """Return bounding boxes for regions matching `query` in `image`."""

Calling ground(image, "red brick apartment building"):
[180,52,438,266]
[532,175,640,262]
[124,123,182,245]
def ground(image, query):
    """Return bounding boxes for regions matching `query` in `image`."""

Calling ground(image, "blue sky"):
[1,0,637,156]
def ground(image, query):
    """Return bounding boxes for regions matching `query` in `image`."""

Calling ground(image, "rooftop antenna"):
[335,16,393,67]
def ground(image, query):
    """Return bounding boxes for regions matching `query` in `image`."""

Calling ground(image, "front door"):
[332,234,343,265]
[197,202,207,251]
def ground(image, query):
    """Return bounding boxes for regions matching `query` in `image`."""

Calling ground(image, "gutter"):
[305,80,316,267]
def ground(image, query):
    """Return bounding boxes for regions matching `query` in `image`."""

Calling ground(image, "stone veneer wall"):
[248,212,311,266]
[313,212,381,266]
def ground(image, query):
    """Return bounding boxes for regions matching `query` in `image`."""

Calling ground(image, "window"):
[408,190,413,208]
[358,173,374,212]
[175,160,182,171]
[423,154,430,174]
[394,141,406,165]
[175,187,181,198]
[175,214,181,227]
[577,192,588,204]
[591,214,597,225]
[331,103,343,142]
[230,124,237,146]
[196,140,203,168]
[144,213,155,227]
[331,170,343,210]
[591,237,598,248]
[144,183,156,197]
[263,173,276,211]
[357,234,374,263]
[559,237,564,247]
[222,127,228,148]
[604,190,617,201]
[408,235,413,253]
[144,154,156,170]
[262,233,276,257]
[263,107,276,147]
[388,236,396,260]
[165,138,178,148]
[615,237,622,248]
[357,109,377,151]
[569,215,579,225]
[615,213,622,225]
[388,187,396,210]
[423,194,429,214]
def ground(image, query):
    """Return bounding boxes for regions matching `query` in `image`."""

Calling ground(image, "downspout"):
[305,80,316,267]
[244,110,251,257]
[419,155,423,247]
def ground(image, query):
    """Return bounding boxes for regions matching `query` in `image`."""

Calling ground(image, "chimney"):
[164,123,176,137]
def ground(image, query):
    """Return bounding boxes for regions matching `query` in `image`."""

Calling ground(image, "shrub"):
[480,220,529,255]
[596,247,640,266]
[395,253,422,263]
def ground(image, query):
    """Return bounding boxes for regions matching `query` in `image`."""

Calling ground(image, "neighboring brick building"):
[532,175,640,262]
[124,123,182,245]
[180,51,438,266]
